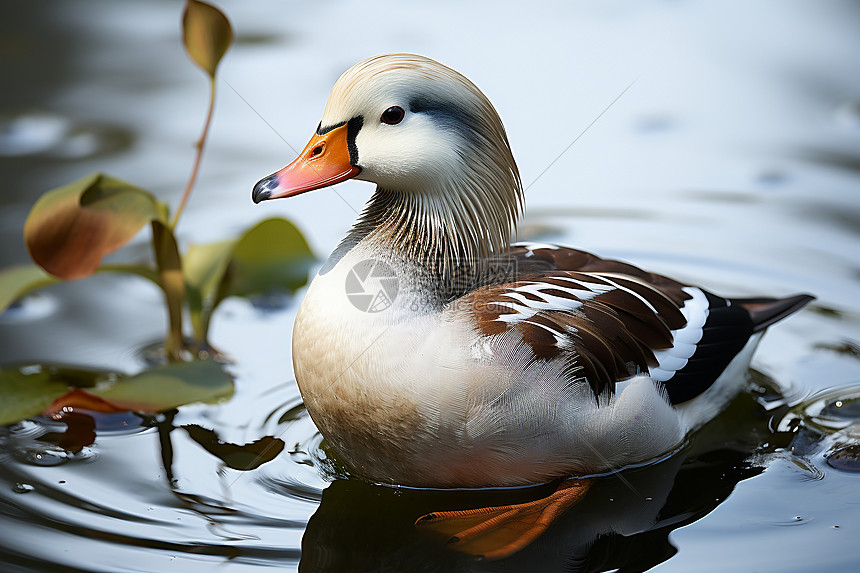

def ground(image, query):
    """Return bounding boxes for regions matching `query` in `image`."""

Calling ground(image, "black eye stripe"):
[381,106,405,125]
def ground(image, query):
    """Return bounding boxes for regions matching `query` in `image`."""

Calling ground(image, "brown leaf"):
[46,388,130,415]
[183,0,234,78]
[24,173,160,280]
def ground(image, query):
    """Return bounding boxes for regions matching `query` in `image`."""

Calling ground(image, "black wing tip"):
[734,293,816,333]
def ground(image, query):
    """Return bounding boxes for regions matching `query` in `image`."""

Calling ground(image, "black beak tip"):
[252,175,276,204]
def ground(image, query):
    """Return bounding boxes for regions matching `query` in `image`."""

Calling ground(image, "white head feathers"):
[323,54,524,294]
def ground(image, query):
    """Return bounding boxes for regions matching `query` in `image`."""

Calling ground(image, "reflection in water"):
[0,368,807,572]
[2,0,860,571]
[0,336,858,571]
[0,392,311,571]
[301,379,781,572]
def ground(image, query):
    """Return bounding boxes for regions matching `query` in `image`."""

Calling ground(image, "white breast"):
[292,244,688,486]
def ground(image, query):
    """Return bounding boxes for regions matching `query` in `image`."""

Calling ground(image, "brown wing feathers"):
[466,252,690,400]
[460,245,812,404]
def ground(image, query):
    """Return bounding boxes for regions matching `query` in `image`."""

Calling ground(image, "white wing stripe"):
[522,319,567,339]
[650,287,708,381]
[513,241,559,251]
[551,276,616,294]
[592,274,659,314]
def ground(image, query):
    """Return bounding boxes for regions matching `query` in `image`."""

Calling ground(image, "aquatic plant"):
[0,1,313,426]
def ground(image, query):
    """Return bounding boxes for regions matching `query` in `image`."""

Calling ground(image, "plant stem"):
[171,75,216,230]
[151,221,186,362]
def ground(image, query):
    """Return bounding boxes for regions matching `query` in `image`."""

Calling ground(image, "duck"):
[252,53,812,556]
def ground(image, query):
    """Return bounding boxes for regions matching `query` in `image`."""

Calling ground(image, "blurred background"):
[1,1,859,572]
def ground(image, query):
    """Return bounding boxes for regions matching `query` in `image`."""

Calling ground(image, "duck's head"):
[253,54,523,274]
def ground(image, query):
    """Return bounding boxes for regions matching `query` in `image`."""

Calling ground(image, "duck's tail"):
[734,294,816,332]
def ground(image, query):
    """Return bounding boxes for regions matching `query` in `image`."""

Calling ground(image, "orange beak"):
[252,122,361,203]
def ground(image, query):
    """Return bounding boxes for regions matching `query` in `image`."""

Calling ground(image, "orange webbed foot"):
[415,478,593,560]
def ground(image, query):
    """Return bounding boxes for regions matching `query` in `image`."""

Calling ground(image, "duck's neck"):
[328,182,520,305]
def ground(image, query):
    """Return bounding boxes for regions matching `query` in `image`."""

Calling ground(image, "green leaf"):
[151,220,186,360]
[88,359,233,412]
[24,173,161,280]
[183,0,233,78]
[184,239,236,345]
[0,364,113,426]
[184,240,236,300]
[0,263,161,317]
[1,360,233,427]
[183,425,285,470]
[224,217,315,299]
[182,218,315,345]
[98,263,161,286]
[0,264,59,314]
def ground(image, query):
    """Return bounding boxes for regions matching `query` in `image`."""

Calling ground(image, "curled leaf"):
[183,0,234,78]
[24,173,161,280]
[151,221,186,360]
[184,239,235,347]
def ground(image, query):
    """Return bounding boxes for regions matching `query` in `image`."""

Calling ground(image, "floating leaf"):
[0,264,59,314]
[0,360,232,427]
[24,173,161,280]
[86,359,233,412]
[47,388,129,415]
[183,425,285,470]
[183,0,234,78]
[0,364,113,426]
[0,264,162,317]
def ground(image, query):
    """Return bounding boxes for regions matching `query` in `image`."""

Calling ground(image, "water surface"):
[1,1,859,571]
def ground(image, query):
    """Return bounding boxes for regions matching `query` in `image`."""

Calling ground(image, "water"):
[2,1,860,571]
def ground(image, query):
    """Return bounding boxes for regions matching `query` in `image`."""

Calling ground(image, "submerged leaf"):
[24,173,161,280]
[0,264,59,314]
[183,0,234,78]
[184,425,285,470]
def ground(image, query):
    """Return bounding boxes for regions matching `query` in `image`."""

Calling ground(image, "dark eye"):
[381,106,405,125]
